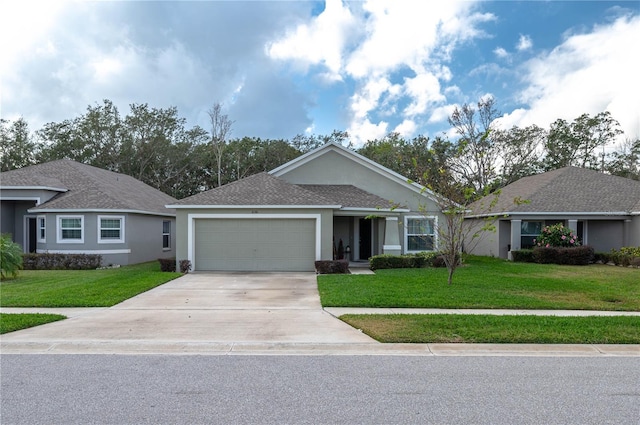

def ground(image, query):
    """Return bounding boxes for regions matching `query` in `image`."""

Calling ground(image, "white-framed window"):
[404,216,437,253]
[37,215,46,243]
[162,220,171,250]
[57,215,84,243]
[98,215,125,244]
[521,221,543,249]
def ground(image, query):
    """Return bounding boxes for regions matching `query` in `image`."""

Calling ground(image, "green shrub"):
[593,252,611,264]
[610,247,640,267]
[22,253,102,270]
[158,258,176,272]
[0,234,23,279]
[315,260,349,274]
[511,249,536,263]
[179,259,192,273]
[533,246,594,265]
[369,253,440,270]
[535,223,580,248]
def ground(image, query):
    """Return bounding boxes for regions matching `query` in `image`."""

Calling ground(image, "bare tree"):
[448,96,501,196]
[208,103,234,187]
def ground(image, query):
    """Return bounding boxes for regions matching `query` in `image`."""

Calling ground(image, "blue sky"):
[1,1,638,147]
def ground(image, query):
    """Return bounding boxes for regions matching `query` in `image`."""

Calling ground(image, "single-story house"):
[466,166,640,259]
[0,159,177,266]
[168,142,445,272]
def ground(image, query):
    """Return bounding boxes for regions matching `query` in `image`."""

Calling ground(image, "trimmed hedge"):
[158,258,176,272]
[369,252,440,270]
[315,260,349,274]
[593,252,612,264]
[532,246,594,265]
[22,253,102,270]
[510,249,536,263]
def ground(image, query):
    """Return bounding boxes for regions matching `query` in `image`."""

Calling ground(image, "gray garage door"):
[194,218,316,271]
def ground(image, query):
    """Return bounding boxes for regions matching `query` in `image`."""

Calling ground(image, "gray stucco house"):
[466,166,640,259]
[168,142,445,272]
[0,159,177,266]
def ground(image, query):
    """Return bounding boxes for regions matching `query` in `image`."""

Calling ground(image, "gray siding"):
[630,217,640,247]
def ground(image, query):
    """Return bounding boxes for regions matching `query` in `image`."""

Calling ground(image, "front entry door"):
[27,217,37,253]
[359,218,372,260]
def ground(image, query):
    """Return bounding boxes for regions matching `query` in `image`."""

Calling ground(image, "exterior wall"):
[33,212,175,266]
[630,217,640,247]
[333,216,351,259]
[175,208,334,267]
[277,150,440,213]
[126,214,176,264]
[464,218,501,257]
[0,201,37,248]
[277,150,446,254]
[587,220,625,252]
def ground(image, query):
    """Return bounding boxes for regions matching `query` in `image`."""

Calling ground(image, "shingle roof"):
[300,185,399,209]
[0,159,177,215]
[171,172,339,206]
[472,167,640,215]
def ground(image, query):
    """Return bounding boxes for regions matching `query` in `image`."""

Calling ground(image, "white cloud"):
[403,73,445,117]
[509,15,640,140]
[516,34,532,51]
[267,0,356,79]
[393,119,417,137]
[347,118,388,145]
[494,47,509,58]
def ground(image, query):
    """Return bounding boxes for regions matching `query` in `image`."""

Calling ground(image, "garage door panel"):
[194,218,316,272]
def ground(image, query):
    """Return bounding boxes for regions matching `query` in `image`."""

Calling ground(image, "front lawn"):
[341,314,640,344]
[0,262,182,307]
[0,313,66,334]
[318,256,640,311]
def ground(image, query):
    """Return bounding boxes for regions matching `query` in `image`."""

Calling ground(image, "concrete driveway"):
[0,272,376,354]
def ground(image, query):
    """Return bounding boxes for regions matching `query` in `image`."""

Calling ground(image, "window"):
[520,221,543,249]
[405,216,437,252]
[162,220,171,249]
[98,216,124,243]
[37,216,46,242]
[57,215,84,243]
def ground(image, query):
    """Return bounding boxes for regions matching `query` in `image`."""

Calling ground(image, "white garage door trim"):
[187,213,322,270]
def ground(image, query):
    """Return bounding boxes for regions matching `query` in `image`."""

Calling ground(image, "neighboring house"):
[0,159,177,266]
[466,166,640,259]
[168,142,445,272]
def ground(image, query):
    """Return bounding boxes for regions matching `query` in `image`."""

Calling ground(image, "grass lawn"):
[0,313,66,334]
[318,256,640,311]
[340,314,640,344]
[0,262,182,307]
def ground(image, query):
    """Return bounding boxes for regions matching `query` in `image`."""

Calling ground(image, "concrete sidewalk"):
[1,271,638,356]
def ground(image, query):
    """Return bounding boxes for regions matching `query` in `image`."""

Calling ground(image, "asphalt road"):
[2,355,639,424]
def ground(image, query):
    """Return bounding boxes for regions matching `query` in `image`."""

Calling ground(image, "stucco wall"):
[126,214,176,264]
[587,220,625,252]
[630,217,640,247]
[276,149,446,254]
[277,150,441,214]
[33,212,174,266]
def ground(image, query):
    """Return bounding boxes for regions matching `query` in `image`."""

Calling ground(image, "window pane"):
[163,221,171,234]
[521,221,542,236]
[61,218,81,229]
[408,235,433,251]
[163,234,170,249]
[62,229,81,239]
[101,229,121,239]
[101,219,121,229]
